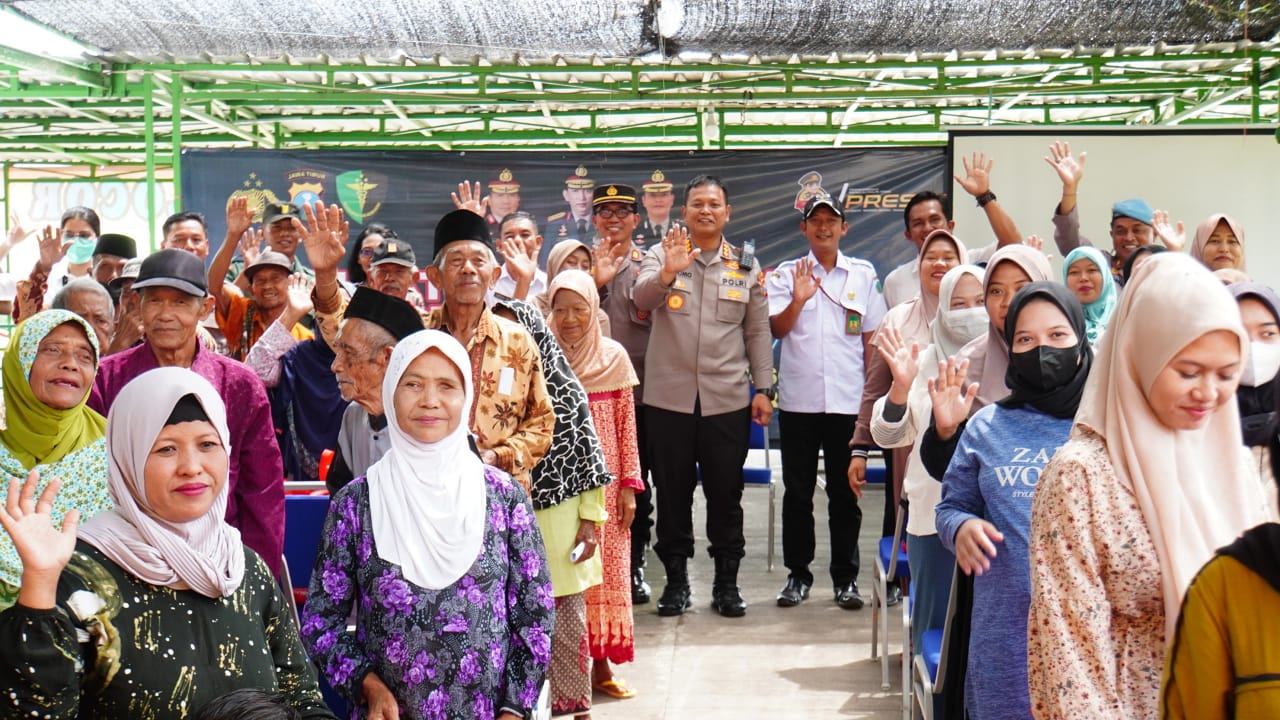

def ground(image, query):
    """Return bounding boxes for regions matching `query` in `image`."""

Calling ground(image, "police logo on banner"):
[336,170,388,222]
[287,168,328,208]
[227,171,284,221]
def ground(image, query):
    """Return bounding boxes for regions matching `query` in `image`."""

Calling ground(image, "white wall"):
[949,128,1280,289]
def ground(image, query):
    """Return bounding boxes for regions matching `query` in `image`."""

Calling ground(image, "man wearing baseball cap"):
[366,237,419,302]
[223,200,317,285]
[89,248,286,578]
[211,198,315,360]
[767,196,886,611]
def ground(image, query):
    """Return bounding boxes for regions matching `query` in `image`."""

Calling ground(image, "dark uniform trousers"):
[779,411,862,588]
[647,399,751,563]
[630,401,654,566]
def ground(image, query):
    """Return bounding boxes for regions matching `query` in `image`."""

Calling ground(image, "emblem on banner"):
[336,170,387,222]
[793,170,829,211]
[227,171,284,222]
[286,168,328,209]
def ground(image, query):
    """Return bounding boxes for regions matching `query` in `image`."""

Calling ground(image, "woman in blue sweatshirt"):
[934,282,1092,720]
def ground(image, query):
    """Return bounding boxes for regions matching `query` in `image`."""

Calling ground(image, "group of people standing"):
[0,137,1275,720]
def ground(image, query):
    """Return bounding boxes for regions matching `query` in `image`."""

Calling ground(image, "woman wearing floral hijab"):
[1027,254,1275,718]
[0,367,333,718]
[302,330,555,720]
[0,309,111,609]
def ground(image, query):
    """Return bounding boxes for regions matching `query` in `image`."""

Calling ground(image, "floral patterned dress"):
[301,467,555,720]
[1027,428,1165,719]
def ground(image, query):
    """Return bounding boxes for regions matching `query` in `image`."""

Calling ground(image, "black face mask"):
[1009,344,1080,392]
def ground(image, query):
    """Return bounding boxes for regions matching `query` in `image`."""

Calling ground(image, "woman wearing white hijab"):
[0,367,333,719]
[1027,253,1276,719]
[301,329,554,720]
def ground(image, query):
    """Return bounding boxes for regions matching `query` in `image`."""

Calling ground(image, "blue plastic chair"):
[872,498,910,690]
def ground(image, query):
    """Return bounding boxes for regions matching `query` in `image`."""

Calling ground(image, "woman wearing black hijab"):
[932,282,1093,720]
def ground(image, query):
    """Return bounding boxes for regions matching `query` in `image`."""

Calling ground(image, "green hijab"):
[0,309,105,469]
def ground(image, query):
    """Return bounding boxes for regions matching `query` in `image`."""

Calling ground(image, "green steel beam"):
[0,45,106,90]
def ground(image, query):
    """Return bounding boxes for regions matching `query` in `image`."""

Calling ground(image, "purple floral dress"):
[301,467,555,720]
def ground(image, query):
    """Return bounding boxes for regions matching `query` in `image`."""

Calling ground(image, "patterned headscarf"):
[493,298,613,509]
[0,309,104,469]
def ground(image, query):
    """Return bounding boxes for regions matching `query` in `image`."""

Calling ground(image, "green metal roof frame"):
[0,42,1278,168]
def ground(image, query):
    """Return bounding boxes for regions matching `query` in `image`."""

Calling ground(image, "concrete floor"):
[592,461,906,720]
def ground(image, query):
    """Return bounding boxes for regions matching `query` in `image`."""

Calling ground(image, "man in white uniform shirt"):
[766,197,887,609]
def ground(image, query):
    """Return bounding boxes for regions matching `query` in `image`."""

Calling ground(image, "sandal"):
[592,678,637,699]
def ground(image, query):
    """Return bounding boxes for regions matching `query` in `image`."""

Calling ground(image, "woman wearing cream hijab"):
[1026,253,1275,719]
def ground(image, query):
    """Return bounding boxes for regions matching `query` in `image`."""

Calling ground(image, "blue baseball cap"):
[1111,198,1154,226]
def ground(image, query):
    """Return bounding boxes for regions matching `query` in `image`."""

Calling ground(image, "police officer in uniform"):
[591,183,657,604]
[633,175,774,618]
[636,170,676,249]
[543,166,596,266]
[485,167,522,229]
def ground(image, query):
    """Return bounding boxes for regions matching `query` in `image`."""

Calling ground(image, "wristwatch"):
[975,190,997,208]
[757,387,777,401]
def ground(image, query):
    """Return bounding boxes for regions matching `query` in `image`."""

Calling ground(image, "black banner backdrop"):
[181,148,945,301]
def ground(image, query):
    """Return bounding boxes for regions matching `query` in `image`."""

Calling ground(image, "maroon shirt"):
[89,342,285,577]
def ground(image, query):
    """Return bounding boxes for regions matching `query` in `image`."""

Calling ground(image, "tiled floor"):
[593,463,907,719]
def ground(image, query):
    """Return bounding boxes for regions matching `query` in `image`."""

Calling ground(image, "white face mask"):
[942,306,989,345]
[1240,341,1280,388]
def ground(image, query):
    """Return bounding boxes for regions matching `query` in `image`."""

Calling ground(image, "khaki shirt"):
[633,238,773,416]
[600,245,652,390]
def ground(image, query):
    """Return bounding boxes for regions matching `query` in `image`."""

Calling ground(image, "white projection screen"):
[948,127,1280,289]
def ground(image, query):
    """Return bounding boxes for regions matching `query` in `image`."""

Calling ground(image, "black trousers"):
[629,402,654,567]
[779,411,862,588]
[647,401,751,564]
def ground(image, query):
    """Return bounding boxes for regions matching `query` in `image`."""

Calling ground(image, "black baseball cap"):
[262,202,302,225]
[131,248,208,297]
[370,238,416,269]
[802,196,844,220]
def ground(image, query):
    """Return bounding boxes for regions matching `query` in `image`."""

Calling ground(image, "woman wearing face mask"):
[1027,253,1275,719]
[1062,246,1117,345]
[919,244,1054,482]
[933,283,1092,720]
[15,206,100,322]
[1228,283,1280,488]
[869,263,986,715]
[851,229,967,599]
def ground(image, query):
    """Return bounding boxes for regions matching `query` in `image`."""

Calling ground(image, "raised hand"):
[954,518,1005,576]
[225,196,255,240]
[237,229,263,266]
[295,202,348,275]
[1044,140,1086,193]
[0,473,77,592]
[660,224,699,279]
[450,181,490,218]
[791,256,821,305]
[1023,234,1045,252]
[497,236,537,286]
[285,274,315,319]
[1151,209,1186,252]
[5,212,29,249]
[591,241,627,288]
[876,326,921,393]
[954,151,994,197]
[36,224,70,271]
[927,356,978,440]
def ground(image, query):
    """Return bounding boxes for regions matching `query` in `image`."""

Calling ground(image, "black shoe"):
[885,584,902,607]
[631,568,651,605]
[835,582,865,610]
[710,558,747,617]
[656,582,692,616]
[776,577,811,607]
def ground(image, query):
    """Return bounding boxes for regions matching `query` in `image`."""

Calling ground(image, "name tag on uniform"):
[845,310,862,335]
[498,366,515,395]
[719,272,748,303]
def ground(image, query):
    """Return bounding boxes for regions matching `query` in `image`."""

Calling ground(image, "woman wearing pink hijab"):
[1026,253,1276,719]
[1190,214,1246,272]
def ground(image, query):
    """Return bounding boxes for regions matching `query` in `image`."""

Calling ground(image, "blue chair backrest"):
[284,495,330,590]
